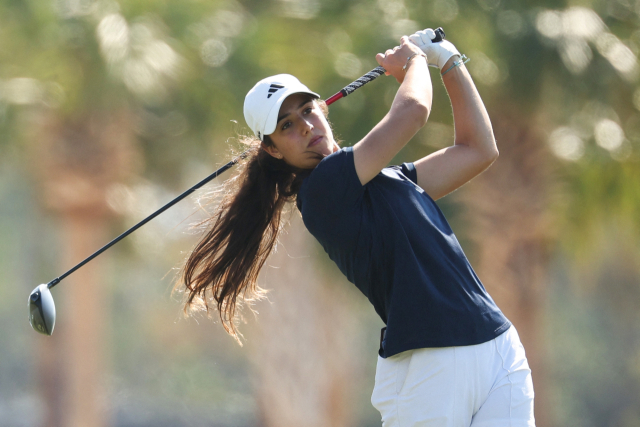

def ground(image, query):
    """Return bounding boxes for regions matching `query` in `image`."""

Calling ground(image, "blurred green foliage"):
[1,0,640,425]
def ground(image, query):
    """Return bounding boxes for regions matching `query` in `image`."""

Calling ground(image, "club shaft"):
[45,58,400,289]
[47,154,245,289]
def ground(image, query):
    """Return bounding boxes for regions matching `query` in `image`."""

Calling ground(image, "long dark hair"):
[177,96,331,342]
[177,133,313,342]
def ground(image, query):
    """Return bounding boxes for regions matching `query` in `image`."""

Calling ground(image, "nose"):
[299,116,314,134]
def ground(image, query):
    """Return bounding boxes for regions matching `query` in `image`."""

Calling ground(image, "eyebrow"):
[277,99,313,125]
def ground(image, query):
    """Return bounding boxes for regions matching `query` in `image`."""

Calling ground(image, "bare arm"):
[352,37,433,185]
[413,56,498,200]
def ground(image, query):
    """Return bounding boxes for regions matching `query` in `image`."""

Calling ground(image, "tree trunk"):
[456,111,554,427]
[30,110,139,427]
[249,215,360,427]
[59,214,109,427]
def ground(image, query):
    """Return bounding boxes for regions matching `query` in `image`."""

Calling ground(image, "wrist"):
[441,54,469,76]
[403,52,427,72]
[440,55,459,72]
[430,40,461,70]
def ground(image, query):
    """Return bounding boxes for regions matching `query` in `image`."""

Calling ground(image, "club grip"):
[342,27,446,97]
[342,66,386,96]
[433,27,445,43]
[324,27,446,105]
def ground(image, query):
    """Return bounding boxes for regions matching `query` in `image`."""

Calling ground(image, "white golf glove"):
[408,28,461,70]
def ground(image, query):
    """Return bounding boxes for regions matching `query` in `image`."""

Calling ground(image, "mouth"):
[308,135,323,148]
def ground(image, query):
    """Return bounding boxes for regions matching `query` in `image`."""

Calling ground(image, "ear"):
[262,143,283,159]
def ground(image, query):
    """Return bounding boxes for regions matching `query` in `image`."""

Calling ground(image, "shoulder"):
[312,146,355,177]
[300,147,357,195]
[298,146,363,213]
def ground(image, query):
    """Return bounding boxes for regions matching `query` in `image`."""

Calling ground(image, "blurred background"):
[2,0,640,425]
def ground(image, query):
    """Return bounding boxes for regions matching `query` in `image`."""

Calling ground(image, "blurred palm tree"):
[429,3,640,425]
[0,0,394,425]
[0,0,236,425]
[4,0,640,425]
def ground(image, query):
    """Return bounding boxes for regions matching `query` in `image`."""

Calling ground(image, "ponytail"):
[178,136,310,343]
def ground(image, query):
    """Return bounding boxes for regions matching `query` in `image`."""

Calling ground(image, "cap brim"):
[262,89,320,137]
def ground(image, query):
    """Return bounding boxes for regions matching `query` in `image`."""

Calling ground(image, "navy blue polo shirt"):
[297,147,511,358]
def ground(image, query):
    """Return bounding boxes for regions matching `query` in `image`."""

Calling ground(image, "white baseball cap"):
[243,74,319,140]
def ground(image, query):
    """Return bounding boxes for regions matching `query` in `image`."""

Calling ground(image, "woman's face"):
[263,93,338,169]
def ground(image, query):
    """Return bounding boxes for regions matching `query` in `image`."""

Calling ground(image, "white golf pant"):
[371,326,535,427]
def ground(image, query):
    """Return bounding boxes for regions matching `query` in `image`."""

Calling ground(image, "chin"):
[321,140,337,156]
[308,158,323,169]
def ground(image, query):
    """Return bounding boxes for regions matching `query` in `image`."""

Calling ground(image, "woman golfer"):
[180,29,535,426]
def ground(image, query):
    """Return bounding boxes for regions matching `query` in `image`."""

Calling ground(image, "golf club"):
[28,28,446,335]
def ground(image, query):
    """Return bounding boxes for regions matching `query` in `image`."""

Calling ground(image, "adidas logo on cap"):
[267,84,284,98]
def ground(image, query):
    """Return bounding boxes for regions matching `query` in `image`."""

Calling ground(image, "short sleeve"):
[400,162,417,184]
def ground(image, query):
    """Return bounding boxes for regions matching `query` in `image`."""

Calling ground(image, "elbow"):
[403,98,431,129]
[390,95,431,133]
[482,141,499,168]
[416,101,431,127]
[488,144,499,163]
[467,135,498,168]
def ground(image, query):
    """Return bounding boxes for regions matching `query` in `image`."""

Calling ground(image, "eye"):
[282,121,291,130]
[303,106,313,114]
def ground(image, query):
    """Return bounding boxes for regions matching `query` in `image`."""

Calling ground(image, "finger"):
[400,37,415,51]
[414,29,431,45]
[375,53,391,75]
[408,34,421,46]
[424,28,436,41]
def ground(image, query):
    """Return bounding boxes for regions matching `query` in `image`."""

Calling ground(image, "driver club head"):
[28,284,56,336]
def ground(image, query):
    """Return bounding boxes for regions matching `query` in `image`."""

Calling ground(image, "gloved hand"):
[408,28,460,70]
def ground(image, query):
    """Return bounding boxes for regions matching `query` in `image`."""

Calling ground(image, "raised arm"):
[352,37,433,185]
[409,31,498,200]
